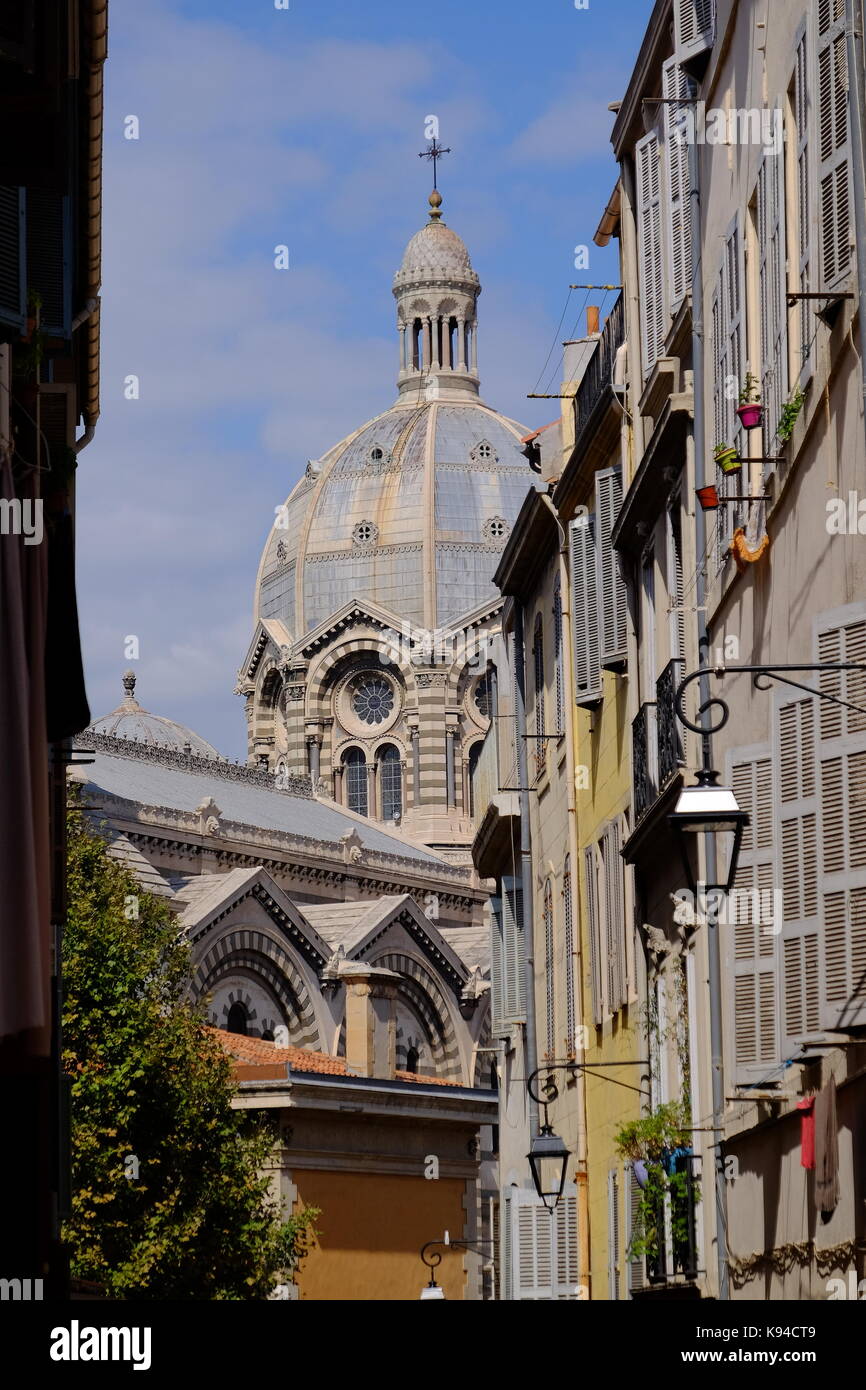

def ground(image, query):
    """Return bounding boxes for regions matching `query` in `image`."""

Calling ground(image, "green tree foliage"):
[62,792,317,1298]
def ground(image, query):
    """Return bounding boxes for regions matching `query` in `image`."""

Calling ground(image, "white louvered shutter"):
[553,1191,581,1298]
[776,698,821,1053]
[674,0,715,65]
[563,858,577,1053]
[569,515,602,705]
[595,467,628,668]
[502,875,526,1022]
[636,133,665,377]
[490,894,505,1035]
[608,1169,621,1300]
[585,845,603,1026]
[626,1164,647,1295]
[714,223,745,564]
[727,751,779,1080]
[817,0,852,288]
[794,26,814,378]
[667,503,686,663]
[603,821,626,1013]
[757,146,788,462]
[818,617,866,1030]
[544,881,555,1056]
[663,58,694,315]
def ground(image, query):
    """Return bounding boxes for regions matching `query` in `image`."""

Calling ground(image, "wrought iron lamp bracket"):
[674,663,866,738]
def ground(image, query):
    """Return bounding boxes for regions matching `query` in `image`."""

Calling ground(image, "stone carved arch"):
[192,924,322,1051]
[361,946,462,1080]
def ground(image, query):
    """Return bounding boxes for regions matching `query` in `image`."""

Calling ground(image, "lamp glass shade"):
[668,770,749,895]
[528,1127,570,1211]
[420,1283,446,1300]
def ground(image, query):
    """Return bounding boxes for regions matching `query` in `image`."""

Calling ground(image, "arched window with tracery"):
[405,1046,419,1074]
[342,747,368,817]
[377,744,402,821]
[467,740,483,816]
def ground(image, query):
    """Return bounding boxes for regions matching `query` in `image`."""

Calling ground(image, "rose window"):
[351,675,395,725]
[353,520,379,546]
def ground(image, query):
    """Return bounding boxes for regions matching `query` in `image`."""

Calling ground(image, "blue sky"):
[77,0,652,758]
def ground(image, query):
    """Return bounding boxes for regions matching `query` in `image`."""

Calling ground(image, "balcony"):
[632,702,658,822]
[656,658,685,789]
[645,1153,700,1288]
[572,292,624,456]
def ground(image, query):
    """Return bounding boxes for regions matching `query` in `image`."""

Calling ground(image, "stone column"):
[445,729,456,808]
[306,734,321,787]
[411,728,421,807]
[422,317,431,370]
[471,321,478,374]
[431,315,441,370]
[457,315,466,371]
[367,759,377,819]
[333,764,343,805]
[398,323,407,376]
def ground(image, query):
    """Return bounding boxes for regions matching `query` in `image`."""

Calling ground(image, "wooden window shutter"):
[502,876,526,1022]
[490,893,506,1036]
[714,222,745,565]
[667,503,686,663]
[757,147,788,462]
[608,1169,621,1300]
[553,581,564,736]
[626,1164,647,1295]
[25,188,71,338]
[595,467,628,669]
[544,880,555,1056]
[553,1191,581,1298]
[0,186,26,334]
[775,697,821,1053]
[569,516,602,705]
[602,821,626,1013]
[662,58,694,315]
[584,845,603,1026]
[793,25,814,378]
[563,856,577,1053]
[636,132,665,377]
[818,616,866,1030]
[512,1187,580,1299]
[726,749,779,1080]
[817,0,851,287]
[674,0,715,66]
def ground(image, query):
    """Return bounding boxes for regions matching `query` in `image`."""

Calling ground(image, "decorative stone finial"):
[428,189,443,220]
[122,669,137,701]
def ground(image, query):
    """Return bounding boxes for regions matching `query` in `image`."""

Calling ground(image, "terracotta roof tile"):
[209,1028,462,1086]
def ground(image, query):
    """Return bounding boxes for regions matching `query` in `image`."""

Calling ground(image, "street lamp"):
[419,1232,493,1299]
[527,1122,571,1212]
[668,766,748,896]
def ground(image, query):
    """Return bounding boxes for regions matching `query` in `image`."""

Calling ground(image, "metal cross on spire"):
[418,137,451,191]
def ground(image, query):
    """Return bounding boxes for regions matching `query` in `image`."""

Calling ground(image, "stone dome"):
[89,671,223,757]
[257,398,536,637]
[255,191,536,640]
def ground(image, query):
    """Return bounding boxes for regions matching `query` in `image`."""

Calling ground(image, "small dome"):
[393,220,479,293]
[89,671,223,758]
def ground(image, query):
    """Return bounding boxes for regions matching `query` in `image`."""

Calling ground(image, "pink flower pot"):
[736,402,763,430]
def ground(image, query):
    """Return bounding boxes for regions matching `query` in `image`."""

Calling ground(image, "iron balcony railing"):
[656,658,685,790]
[632,702,658,822]
[646,1152,700,1287]
[573,291,625,447]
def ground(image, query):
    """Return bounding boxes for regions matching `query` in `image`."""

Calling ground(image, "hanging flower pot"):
[713,443,739,474]
[736,402,763,430]
[696,484,720,511]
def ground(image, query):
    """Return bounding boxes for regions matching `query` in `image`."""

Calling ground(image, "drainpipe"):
[511,601,539,1141]
[688,120,729,1302]
[541,491,591,1296]
[846,0,866,454]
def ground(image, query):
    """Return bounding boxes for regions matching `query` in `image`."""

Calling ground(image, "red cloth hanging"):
[797,1096,815,1169]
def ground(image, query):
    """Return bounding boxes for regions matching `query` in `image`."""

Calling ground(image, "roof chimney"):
[339,963,400,1079]
[587,305,600,336]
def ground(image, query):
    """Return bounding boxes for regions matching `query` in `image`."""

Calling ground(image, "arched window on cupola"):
[227,1002,248,1036]
[405,1046,419,1075]
[412,318,423,370]
[342,747,368,817]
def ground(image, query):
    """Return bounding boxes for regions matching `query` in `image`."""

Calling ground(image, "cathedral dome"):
[254,189,536,640]
[89,671,223,757]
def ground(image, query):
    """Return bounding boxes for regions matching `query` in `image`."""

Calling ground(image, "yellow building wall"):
[574,667,642,1300]
[293,1170,469,1301]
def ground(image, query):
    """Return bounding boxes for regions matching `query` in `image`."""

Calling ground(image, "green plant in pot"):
[713,442,740,474]
[615,1101,699,1273]
[777,388,805,444]
[736,373,763,430]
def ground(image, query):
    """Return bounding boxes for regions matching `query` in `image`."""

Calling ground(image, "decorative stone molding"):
[306,543,422,565]
[79,730,313,796]
[415,672,448,687]
[352,520,379,546]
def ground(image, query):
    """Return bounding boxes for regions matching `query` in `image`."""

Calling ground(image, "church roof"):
[88,671,222,758]
[211,1027,462,1086]
[73,741,447,866]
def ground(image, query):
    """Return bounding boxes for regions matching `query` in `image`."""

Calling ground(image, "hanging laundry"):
[814,1077,840,1214]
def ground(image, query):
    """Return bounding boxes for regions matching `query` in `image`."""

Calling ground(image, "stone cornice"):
[79,730,312,796]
